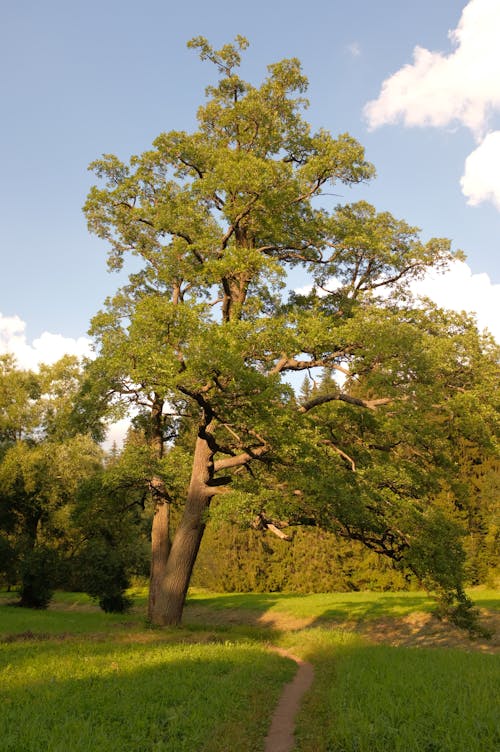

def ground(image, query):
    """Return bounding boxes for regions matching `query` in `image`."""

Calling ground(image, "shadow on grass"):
[185,590,436,623]
[183,590,499,651]
[0,601,143,639]
[0,637,295,752]
[292,635,500,752]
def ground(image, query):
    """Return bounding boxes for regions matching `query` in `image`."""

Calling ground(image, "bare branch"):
[221,423,242,443]
[206,485,232,495]
[252,514,291,540]
[272,350,351,375]
[270,354,289,375]
[214,443,269,471]
[265,521,291,540]
[292,176,327,204]
[212,192,225,209]
[320,439,356,471]
[178,156,204,180]
[298,392,392,413]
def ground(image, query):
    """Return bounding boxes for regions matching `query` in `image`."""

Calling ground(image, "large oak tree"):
[84,38,498,626]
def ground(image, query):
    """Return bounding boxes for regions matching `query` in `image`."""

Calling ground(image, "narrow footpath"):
[264,648,314,752]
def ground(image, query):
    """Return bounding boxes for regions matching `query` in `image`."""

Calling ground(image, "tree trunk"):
[149,433,214,626]
[147,394,173,621]
[148,501,171,621]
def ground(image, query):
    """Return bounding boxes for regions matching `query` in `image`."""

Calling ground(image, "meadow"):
[1,589,498,752]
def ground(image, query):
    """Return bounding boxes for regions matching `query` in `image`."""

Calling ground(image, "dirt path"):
[264,647,314,752]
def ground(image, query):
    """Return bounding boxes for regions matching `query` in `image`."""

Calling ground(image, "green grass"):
[286,629,500,752]
[186,586,500,621]
[1,588,498,751]
[0,592,140,638]
[0,633,294,751]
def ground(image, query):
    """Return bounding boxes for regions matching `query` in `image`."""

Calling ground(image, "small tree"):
[85,38,499,626]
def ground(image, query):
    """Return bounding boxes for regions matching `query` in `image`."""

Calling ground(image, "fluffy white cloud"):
[411,260,499,341]
[460,130,500,208]
[0,313,93,370]
[364,0,500,139]
[364,0,500,210]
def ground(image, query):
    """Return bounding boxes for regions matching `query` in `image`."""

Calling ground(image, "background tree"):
[84,37,498,626]
[0,356,103,606]
[71,438,151,612]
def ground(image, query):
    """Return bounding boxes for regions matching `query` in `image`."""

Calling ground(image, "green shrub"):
[18,546,58,609]
[78,541,132,613]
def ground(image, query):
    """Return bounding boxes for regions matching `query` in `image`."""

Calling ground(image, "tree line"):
[1,37,498,628]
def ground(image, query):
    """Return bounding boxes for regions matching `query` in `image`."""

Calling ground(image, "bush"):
[78,541,133,613]
[18,546,58,609]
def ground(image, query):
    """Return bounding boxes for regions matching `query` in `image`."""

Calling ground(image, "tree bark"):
[147,394,173,621]
[148,500,171,621]
[149,433,214,626]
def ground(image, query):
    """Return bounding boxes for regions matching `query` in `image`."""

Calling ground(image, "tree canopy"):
[83,37,499,626]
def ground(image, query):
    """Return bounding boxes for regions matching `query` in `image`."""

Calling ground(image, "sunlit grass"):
[186,587,500,621]
[286,629,500,752]
[1,588,498,751]
[0,633,294,752]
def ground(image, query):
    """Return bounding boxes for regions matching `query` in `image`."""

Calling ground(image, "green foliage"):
[0,357,108,603]
[77,540,132,613]
[0,354,41,447]
[18,546,58,609]
[194,525,410,593]
[70,455,151,612]
[80,35,500,623]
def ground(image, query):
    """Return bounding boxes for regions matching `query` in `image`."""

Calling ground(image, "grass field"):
[185,588,500,619]
[287,629,500,752]
[1,588,499,751]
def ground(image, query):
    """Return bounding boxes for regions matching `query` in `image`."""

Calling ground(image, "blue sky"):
[1,0,499,368]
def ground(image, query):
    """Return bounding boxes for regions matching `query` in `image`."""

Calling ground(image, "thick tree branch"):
[214,443,269,471]
[220,195,259,249]
[177,156,204,179]
[298,392,392,413]
[271,350,352,375]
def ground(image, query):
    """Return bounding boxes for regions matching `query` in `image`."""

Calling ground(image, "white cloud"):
[0,312,131,452]
[0,312,93,370]
[364,0,500,210]
[460,130,500,208]
[364,0,500,139]
[411,260,499,341]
